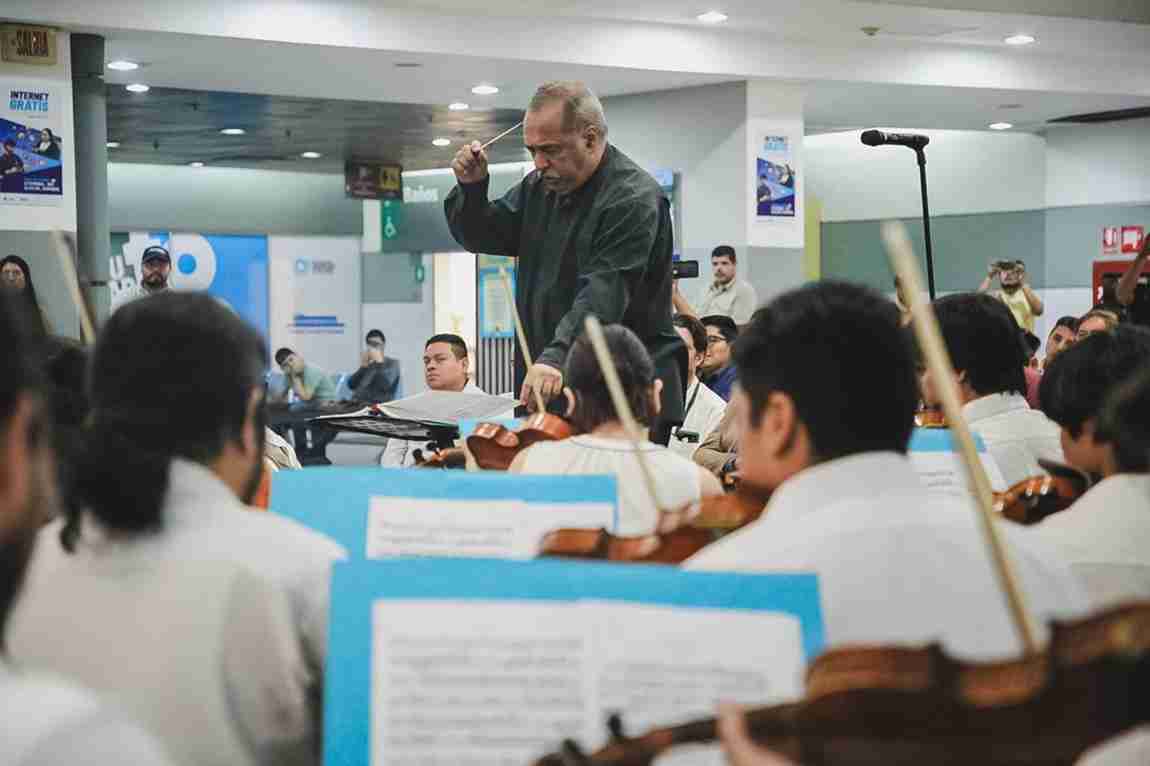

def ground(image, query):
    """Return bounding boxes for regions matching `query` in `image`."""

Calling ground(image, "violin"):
[466,410,575,471]
[914,406,947,428]
[533,600,1150,765]
[993,460,1093,526]
[412,445,468,469]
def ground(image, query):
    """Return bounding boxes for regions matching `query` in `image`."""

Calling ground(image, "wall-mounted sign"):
[345,160,402,200]
[1121,226,1145,254]
[382,198,403,240]
[1,25,57,66]
[1102,226,1120,255]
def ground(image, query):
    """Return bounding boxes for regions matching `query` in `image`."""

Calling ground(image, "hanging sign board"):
[1,25,57,66]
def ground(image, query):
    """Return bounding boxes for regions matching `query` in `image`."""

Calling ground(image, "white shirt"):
[686,452,1088,660]
[696,279,758,324]
[669,379,727,460]
[0,666,173,766]
[963,392,1064,488]
[1032,474,1150,608]
[516,434,703,535]
[110,284,167,313]
[380,380,490,467]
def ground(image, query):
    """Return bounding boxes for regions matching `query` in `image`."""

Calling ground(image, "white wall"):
[361,253,434,398]
[805,129,1047,222]
[1045,118,1150,208]
[433,251,476,352]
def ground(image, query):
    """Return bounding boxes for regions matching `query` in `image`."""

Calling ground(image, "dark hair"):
[1039,325,1150,439]
[274,347,295,366]
[672,314,707,356]
[1049,316,1079,338]
[1095,364,1150,473]
[366,329,386,344]
[735,281,917,460]
[565,324,656,432]
[932,293,1026,397]
[711,245,736,263]
[70,293,266,544]
[3,139,14,148]
[1023,331,1041,358]
[425,333,468,360]
[0,255,43,330]
[701,314,739,343]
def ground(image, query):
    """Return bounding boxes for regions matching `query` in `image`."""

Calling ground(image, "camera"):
[671,260,699,280]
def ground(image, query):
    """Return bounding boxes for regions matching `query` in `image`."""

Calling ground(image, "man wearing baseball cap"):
[112,246,172,313]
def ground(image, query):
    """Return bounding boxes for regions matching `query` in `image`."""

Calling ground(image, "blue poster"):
[1,84,65,201]
[756,134,796,218]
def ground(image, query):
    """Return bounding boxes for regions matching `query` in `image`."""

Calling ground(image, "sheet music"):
[376,391,517,426]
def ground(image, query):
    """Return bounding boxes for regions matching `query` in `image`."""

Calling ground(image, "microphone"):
[860,130,930,149]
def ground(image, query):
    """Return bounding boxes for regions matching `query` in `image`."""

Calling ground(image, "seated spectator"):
[0,292,172,766]
[694,403,740,478]
[270,347,337,463]
[926,293,1063,486]
[1043,315,1078,370]
[669,314,727,460]
[10,293,345,766]
[511,324,722,535]
[347,329,402,403]
[1076,309,1120,340]
[685,282,1085,659]
[699,314,739,402]
[380,334,486,467]
[1036,356,1150,608]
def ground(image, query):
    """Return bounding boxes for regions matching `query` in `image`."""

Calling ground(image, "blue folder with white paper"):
[271,467,619,559]
[323,557,825,766]
[908,427,1006,493]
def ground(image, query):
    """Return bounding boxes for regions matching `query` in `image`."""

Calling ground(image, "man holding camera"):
[673,245,759,325]
[979,259,1044,333]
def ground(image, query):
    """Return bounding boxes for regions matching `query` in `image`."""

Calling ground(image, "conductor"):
[445,80,686,443]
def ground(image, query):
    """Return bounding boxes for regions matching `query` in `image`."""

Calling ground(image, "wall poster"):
[0,81,64,204]
[755,133,797,218]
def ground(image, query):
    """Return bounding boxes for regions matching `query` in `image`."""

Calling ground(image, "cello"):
[529,221,1150,766]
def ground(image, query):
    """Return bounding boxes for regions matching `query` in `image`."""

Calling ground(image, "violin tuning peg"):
[606,712,627,742]
[560,738,588,765]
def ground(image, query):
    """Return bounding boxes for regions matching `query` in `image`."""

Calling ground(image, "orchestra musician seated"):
[509,323,722,534]
[685,282,1086,659]
[924,293,1064,486]
[1035,326,1150,606]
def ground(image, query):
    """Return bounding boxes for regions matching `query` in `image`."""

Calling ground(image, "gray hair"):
[528,81,608,139]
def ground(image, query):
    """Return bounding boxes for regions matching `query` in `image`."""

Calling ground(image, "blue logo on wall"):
[289,313,345,334]
[295,259,309,274]
[178,253,197,275]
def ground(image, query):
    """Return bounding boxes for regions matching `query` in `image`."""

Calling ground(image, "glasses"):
[706,335,727,347]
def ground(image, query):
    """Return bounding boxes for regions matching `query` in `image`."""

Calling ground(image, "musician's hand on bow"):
[521,362,563,410]
[718,704,798,766]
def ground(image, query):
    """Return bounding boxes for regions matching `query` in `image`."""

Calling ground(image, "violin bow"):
[582,315,667,516]
[882,221,1039,654]
[499,266,548,415]
[51,230,97,345]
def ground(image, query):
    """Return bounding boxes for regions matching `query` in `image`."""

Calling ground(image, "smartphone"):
[672,260,700,280]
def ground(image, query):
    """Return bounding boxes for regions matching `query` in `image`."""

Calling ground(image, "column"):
[70,33,110,321]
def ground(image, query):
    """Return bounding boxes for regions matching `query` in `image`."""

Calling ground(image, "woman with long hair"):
[0,254,47,333]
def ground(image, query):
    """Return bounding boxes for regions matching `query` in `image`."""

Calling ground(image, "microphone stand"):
[915,146,937,301]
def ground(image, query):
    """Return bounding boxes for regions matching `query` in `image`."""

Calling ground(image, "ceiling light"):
[219,127,246,136]
[1004,34,1036,46]
[432,138,452,147]
[988,122,1014,130]
[471,84,499,96]
[106,141,121,149]
[125,83,150,94]
[394,61,422,68]
[697,10,729,24]
[449,102,470,111]
[300,151,323,159]
[106,60,140,71]
[188,161,205,168]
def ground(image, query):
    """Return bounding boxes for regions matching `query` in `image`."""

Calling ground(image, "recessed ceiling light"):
[300,151,323,159]
[188,161,205,168]
[432,138,452,147]
[449,102,470,111]
[1004,34,1036,45]
[106,60,140,71]
[998,103,1023,110]
[394,61,422,68]
[471,84,499,96]
[125,83,150,94]
[697,10,729,24]
[106,141,121,149]
[219,127,246,136]
[988,122,1014,130]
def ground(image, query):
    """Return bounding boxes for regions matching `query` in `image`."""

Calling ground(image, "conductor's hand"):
[521,363,564,410]
[452,141,489,185]
[718,704,798,766]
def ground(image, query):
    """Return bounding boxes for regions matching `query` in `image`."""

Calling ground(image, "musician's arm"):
[444,176,525,256]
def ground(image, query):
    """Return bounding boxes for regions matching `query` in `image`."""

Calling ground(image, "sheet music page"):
[910,451,1007,494]
[377,391,517,425]
[366,498,616,558]
[372,600,588,766]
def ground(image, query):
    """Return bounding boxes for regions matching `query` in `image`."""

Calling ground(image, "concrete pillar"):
[70,33,110,321]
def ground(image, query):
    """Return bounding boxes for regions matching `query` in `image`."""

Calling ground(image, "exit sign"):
[1,25,57,66]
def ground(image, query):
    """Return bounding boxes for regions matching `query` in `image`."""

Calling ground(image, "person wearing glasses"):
[700,315,738,402]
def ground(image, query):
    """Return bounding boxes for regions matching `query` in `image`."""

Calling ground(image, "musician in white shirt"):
[686,282,1086,660]
[669,314,727,460]
[922,293,1063,486]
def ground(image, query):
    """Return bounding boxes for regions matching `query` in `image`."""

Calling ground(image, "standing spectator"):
[0,254,46,334]
[979,259,1043,333]
[111,246,172,312]
[699,315,739,402]
[669,314,727,459]
[673,245,758,324]
[347,329,402,403]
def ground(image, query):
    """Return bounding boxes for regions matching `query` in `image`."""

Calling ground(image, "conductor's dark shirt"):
[444,144,685,421]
